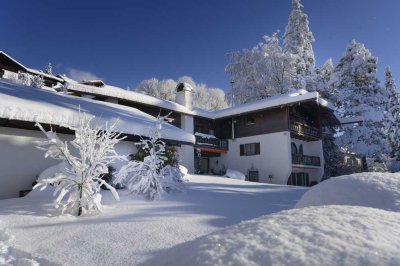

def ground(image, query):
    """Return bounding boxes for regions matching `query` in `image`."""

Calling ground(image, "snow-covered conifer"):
[45,62,53,75]
[116,116,167,200]
[330,40,388,159]
[315,59,342,177]
[116,115,185,200]
[34,113,125,216]
[283,0,316,90]
[385,66,400,161]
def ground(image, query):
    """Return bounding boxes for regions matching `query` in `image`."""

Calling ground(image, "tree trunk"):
[78,183,83,216]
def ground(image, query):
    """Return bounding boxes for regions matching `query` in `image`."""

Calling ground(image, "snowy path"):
[0,220,55,265]
[0,175,306,266]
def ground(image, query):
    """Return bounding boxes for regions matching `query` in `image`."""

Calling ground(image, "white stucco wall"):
[209,132,292,184]
[291,138,324,182]
[0,126,137,200]
[178,114,195,173]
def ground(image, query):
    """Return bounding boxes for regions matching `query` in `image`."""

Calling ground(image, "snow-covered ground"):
[142,206,400,266]
[0,175,305,266]
[295,172,400,211]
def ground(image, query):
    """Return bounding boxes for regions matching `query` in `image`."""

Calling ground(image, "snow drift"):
[142,205,400,266]
[295,173,400,211]
[224,169,246,180]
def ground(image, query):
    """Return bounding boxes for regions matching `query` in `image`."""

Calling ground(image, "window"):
[299,144,303,155]
[240,143,260,156]
[245,116,255,126]
[291,142,297,155]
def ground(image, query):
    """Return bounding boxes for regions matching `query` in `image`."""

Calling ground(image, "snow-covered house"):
[0,51,63,88]
[0,52,340,199]
[0,80,194,199]
[61,77,339,186]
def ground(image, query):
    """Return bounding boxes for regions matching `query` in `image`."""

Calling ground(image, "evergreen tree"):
[45,62,53,75]
[315,58,342,177]
[283,0,316,90]
[385,67,400,160]
[330,40,389,160]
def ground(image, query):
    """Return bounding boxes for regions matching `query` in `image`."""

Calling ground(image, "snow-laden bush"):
[224,169,246,180]
[115,115,184,200]
[295,173,400,211]
[16,72,44,88]
[34,114,125,216]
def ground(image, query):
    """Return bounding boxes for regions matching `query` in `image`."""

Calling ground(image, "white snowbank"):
[179,165,188,175]
[0,175,305,265]
[295,172,400,211]
[0,80,194,144]
[224,169,246,180]
[142,205,400,266]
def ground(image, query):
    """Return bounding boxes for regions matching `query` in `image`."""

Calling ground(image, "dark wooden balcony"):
[292,154,321,167]
[290,121,321,141]
[195,135,229,151]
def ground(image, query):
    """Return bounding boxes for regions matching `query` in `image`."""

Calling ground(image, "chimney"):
[175,82,194,110]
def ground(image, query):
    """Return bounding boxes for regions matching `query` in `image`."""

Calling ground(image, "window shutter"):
[240,144,244,156]
[255,143,260,155]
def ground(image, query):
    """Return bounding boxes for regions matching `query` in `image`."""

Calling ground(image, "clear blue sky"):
[1,0,399,91]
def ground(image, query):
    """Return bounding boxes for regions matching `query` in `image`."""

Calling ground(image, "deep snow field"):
[0,175,305,265]
[1,172,400,266]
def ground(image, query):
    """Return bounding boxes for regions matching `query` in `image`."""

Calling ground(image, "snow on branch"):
[34,112,126,216]
[115,114,185,200]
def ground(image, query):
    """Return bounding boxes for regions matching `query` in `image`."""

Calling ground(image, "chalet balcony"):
[292,154,321,167]
[195,135,228,151]
[290,121,321,141]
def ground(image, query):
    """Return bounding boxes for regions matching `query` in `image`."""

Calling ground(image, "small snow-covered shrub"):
[295,173,400,211]
[115,115,184,200]
[34,113,125,216]
[224,169,245,180]
[141,206,400,266]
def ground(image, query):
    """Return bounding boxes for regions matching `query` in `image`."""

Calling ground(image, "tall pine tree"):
[315,59,342,177]
[385,66,400,161]
[283,0,315,90]
[330,40,389,160]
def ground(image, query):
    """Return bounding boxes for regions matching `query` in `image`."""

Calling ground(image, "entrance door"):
[200,158,209,174]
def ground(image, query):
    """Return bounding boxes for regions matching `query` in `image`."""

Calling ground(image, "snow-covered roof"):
[0,51,63,82]
[0,80,195,144]
[207,90,335,119]
[62,76,337,121]
[62,76,196,116]
[338,116,364,125]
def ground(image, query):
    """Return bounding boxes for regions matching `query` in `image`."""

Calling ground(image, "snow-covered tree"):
[330,40,389,159]
[17,72,44,88]
[135,76,228,110]
[226,33,296,104]
[34,114,125,216]
[385,66,400,161]
[45,62,53,75]
[31,75,44,88]
[283,0,316,90]
[115,115,184,200]
[135,78,177,102]
[314,59,342,177]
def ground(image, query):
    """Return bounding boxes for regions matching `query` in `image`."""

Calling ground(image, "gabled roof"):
[62,76,339,123]
[0,80,195,144]
[0,51,63,83]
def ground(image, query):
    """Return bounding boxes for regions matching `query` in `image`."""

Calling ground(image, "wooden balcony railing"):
[292,154,321,167]
[195,135,229,150]
[290,121,321,140]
